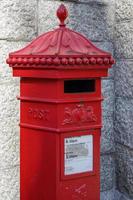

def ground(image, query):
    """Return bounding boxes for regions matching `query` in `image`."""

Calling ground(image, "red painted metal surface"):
[6,4,115,200]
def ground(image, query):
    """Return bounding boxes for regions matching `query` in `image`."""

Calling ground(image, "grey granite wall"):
[114,0,133,199]
[0,0,132,199]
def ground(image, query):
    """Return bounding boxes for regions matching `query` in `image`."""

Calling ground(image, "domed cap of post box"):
[6,4,115,68]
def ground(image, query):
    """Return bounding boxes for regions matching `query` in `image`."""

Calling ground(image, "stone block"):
[115,98,133,148]
[100,155,115,191]
[0,167,19,200]
[0,41,27,82]
[100,188,115,200]
[0,83,19,120]
[101,117,115,153]
[102,79,114,117]
[115,190,133,200]
[38,0,115,41]
[0,0,37,41]
[116,144,133,198]
[0,120,19,169]
[114,21,133,59]
[115,60,133,98]
[116,0,133,22]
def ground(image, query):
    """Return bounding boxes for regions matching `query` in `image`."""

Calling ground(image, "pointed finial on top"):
[57,4,68,27]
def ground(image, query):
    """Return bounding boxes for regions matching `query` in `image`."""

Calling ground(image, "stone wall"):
[0,0,132,199]
[114,0,133,199]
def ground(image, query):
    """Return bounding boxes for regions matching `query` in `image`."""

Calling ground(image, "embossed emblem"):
[62,104,96,125]
[28,108,49,121]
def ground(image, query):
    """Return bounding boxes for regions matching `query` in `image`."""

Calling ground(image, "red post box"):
[6,4,115,200]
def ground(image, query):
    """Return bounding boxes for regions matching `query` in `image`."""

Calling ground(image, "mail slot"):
[64,79,95,93]
[6,4,115,200]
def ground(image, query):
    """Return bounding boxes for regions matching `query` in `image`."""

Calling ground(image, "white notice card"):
[65,135,93,175]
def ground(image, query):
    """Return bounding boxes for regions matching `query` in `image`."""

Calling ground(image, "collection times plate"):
[65,135,93,175]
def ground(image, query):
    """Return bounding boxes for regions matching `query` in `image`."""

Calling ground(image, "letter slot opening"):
[64,79,95,93]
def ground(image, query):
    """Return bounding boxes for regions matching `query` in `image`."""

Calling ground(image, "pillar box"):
[6,4,115,200]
